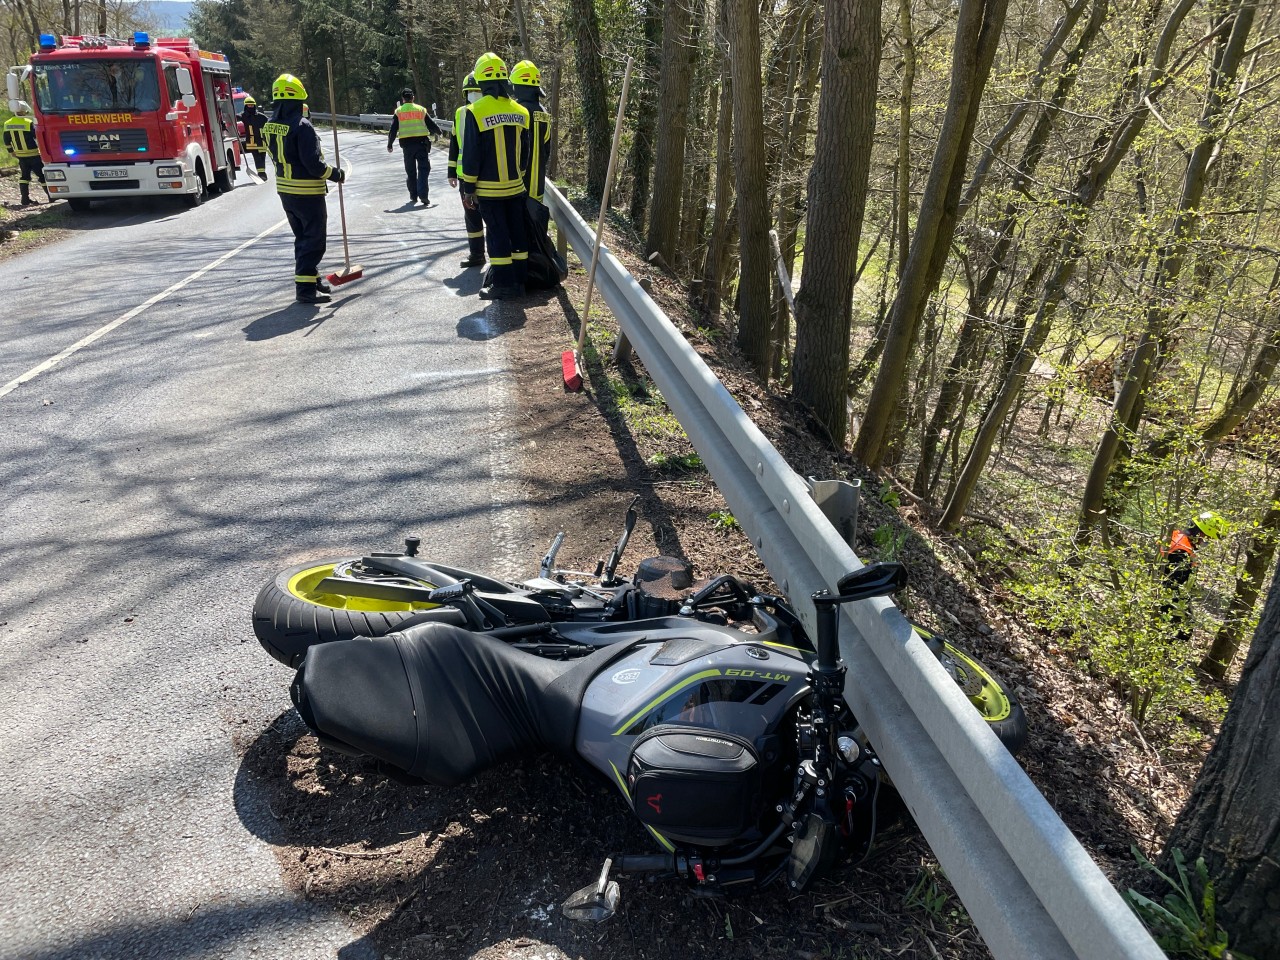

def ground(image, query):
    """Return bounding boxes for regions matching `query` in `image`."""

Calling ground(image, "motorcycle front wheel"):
[251,558,455,668]
[939,642,1029,755]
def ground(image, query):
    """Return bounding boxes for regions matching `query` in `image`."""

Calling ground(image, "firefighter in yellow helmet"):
[240,95,268,180]
[3,102,49,206]
[448,73,486,268]
[1160,510,1229,643]
[459,52,529,300]
[510,60,551,211]
[261,74,347,304]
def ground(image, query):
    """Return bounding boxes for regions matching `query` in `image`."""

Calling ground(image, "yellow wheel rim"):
[942,643,1012,723]
[286,564,440,612]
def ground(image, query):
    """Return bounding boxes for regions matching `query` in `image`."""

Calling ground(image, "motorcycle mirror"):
[562,858,620,922]
[834,562,908,600]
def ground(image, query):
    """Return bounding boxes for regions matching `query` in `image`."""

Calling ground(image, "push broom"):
[324,56,363,286]
[564,56,634,392]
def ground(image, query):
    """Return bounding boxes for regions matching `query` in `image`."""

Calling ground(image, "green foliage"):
[872,522,909,561]
[1007,522,1229,729]
[646,452,704,472]
[878,481,901,510]
[903,865,969,929]
[709,510,740,532]
[1127,846,1255,960]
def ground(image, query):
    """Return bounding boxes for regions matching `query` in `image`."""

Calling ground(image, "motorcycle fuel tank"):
[575,631,811,834]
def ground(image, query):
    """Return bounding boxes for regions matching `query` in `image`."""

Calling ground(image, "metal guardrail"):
[325,112,453,134]
[544,183,1165,960]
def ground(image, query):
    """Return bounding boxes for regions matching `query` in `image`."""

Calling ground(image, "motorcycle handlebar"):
[613,854,675,873]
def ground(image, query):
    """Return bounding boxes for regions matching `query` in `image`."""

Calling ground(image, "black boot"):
[20,184,34,206]
[479,283,522,301]
[459,255,485,268]
[296,282,331,304]
[316,277,332,294]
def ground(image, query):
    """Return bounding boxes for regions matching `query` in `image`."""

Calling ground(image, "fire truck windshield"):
[33,59,161,114]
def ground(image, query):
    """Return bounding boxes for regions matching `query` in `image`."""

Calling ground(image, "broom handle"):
[326,57,353,272]
[577,56,634,355]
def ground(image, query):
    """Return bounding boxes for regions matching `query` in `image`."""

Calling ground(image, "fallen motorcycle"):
[253,505,1027,916]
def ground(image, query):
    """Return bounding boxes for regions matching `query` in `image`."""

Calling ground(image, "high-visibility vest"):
[395,102,431,139]
[460,96,528,199]
[3,116,40,158]
[452,104,470,174]
[262,112,332,196]
[1161,529,1197,563]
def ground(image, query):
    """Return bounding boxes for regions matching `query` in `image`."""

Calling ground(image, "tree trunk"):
[513,0,531,57]
[628,0,664,230]
[548,58,561,178]
[896,0,915,282]
[937,0,1198,532]
[699,46,735,317]
[1164,553,1280,957]
[727,0,774,376]
[790,0,881,439]
[569,0,612,201]
[1077,0,1256,542]
[913,0,1109,499]
[852,0,1010,468]
[646,0,696,263]
[404,1,423,102]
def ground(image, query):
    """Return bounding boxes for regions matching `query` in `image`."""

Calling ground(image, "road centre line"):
[1,218,289,401]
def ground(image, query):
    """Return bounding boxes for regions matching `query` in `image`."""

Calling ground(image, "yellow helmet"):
[272,73,307,101]
[510,60,541,88]
[243,95,256,107]
[1191,511,1228,540]
[473,51,508,82]
[462,72,480,93]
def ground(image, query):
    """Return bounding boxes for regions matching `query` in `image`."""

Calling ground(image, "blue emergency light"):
[39,33,57,51]
[134,31,150,49]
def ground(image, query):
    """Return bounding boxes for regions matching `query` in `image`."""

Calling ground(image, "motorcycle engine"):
[628,556,695,619]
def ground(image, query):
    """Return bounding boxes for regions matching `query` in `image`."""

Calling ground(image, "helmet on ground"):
[402,87,415,101]
[510,60,541,88]
[473,52,508,82]
[272,73,307,101]
[1191,511,1228,540]
[243,95,256,107]
[462,73,480,94]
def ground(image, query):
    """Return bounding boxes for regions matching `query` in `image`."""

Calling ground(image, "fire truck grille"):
[59,129,150,155]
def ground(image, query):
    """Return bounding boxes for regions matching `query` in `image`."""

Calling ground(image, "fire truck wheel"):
[186,166,208,208]
[214,158,235,193]
[68,199,91,213]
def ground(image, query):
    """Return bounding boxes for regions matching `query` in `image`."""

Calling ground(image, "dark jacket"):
[262,101,340,196]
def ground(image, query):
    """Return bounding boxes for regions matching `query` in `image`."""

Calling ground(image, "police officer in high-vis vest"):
[262,73,347,304]
[388,88,443,206]
[448,73,486,268]
[459,53,529,300]
[240,96,268,179]
[3,102,49,206]
[510,60,551,215]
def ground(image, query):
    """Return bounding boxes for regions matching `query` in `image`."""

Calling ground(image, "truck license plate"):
[93,169,128,179]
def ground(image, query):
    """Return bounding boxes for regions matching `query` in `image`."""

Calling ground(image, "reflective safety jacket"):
[459,95,529,199]
[448,103,471,179]
[262,102,336,196]
[3,116,40,158]
[242,107,267,152]
[388,101,442,148]
[1161,528,1198,588]
[514,94,551,202]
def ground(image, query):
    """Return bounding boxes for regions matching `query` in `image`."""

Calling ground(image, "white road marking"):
[1,218,288,400]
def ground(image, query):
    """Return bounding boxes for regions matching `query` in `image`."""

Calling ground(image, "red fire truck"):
[6,32,242,211]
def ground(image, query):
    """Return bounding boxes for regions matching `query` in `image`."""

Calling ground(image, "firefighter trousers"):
[460,185,485,260]
[477,194,528,289]
[18,156,46,189]
[401,139,431,201]
[279,193,328,283]
[247,147,267,176]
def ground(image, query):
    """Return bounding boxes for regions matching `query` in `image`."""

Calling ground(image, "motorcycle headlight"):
[156,165,183,178]
[44,170,67,182]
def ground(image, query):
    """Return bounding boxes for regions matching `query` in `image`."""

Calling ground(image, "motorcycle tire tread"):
[252,559,421,668]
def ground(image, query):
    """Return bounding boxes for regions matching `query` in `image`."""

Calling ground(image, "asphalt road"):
[0,128,533,959]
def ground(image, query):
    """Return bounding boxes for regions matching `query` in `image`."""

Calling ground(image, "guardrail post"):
[806,477,860,548]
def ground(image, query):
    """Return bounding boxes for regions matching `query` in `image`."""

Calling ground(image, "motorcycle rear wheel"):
[940,642,1028,755]
[251,558,448,668]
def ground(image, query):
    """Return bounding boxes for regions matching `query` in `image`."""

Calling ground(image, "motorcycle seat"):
[291,622,641,787]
